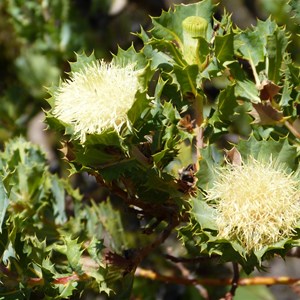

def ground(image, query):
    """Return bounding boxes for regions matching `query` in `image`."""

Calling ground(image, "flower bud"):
[182,16,208,65]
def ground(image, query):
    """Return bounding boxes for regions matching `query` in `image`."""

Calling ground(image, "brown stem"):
[24,268,300,290]
[165,253,220,263]
[284,120,300,139]
[166,249,209,299]
[191,93,205,171]
[223,262,239,300]
[135,267,300,286]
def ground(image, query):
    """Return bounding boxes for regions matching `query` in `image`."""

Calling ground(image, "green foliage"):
[2,0,300,299]
[0,137,127,298]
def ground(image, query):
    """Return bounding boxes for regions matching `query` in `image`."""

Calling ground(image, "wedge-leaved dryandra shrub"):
[40,0,300,298]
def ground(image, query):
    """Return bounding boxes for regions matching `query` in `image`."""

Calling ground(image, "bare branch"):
[165,253,220,263]
[135,267,300,287]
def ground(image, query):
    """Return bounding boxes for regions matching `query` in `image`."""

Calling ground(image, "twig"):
[284,120,300,140]
[26,273,83,287]
[135,267,300,286]
[166,249,209,299]
[165,253,220,263]
[222,262,240,300]
[191,93,205,171]
[21,268,300,289]
[230,263,239,294]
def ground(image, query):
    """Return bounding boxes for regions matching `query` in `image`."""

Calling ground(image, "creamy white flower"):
[206,157,300,253]
[53,60,139,142]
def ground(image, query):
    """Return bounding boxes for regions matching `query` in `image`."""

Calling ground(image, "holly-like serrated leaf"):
[71,143,123,168]
[196,144,223,189]
[173,65,198,95]
[235,79,261,103]
[280,77,293,107]
[113,45,147,70]
[57,281,78,299]
[162,101,181,123]
[55,237,83,274]
[142,43,175,71]
[280,55,300,107]
[234,30,265,66]
[96,199,128,253]
[86,238,105,267]
[113,46,154,92]
[255,18,288,83]
[217,84,238,121]
[1,136,46,168]
[49,175,67,225]
[146,37,185,68]
[190,195,218,230]
[0,178,9,233]
[266,28,288,83]
[127,91,151,129]
[236,136,298,171]
[150,0,214,48]
[69,52,96,73]
[215,31,234,64]
[250,101,284,125]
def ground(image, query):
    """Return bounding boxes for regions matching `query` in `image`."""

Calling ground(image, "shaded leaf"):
[250,101,284,125]
[217,84,238,121]
[225,147,242,166]
[235,79,261,103]
[173,64,198,95]
[215,31,234,64]
[0,178,9,233]
[196,144,223,189]
[50,176,67,225]
[266,28,288,83]
[234,30,265,66]
[259,79,281,100]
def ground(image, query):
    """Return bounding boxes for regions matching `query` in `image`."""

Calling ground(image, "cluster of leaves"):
[48,0,300,295]
[141,0,300,273]
[1,0,300,299]
[0,137,139,299]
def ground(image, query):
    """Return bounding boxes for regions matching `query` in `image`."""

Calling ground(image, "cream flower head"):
[206,157,300,253]
[53,60,140,142]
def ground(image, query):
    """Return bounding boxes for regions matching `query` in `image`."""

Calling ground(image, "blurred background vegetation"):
[0,0,299,147]
[0,1,299,299]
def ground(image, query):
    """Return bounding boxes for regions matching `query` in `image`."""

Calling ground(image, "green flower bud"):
[182,16,208,65]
